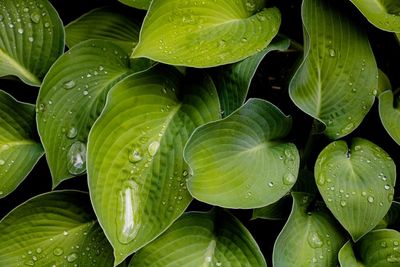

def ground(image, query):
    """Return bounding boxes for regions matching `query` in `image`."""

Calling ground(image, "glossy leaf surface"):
[315,138,396,241]
[0,0,64,86]
[87,66,220,265]
[129,210,267,267]
[290,0,377,139]
[0,191,113,266]
[131,0,281,67]
[379,90,400,145]
[0,90,43,198]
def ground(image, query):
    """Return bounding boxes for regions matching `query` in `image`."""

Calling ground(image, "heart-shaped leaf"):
[0,191,114,267]
[338,241,365,267]
[349,0,400,33]
[118,0,151,10]
[379,90,400,145]
[87,66,220,265]
[65,7,141,53]
[184,98,299,209]
[37,39,135,187]
[315,138,396,241]
[210,36,290,117]
[0,0,64,86]
[290,0,377,139]
[252,196,291,220]
[129,209,267,267]
[131,0,281,67]
[273,192,346,267]
[0,90,43,198]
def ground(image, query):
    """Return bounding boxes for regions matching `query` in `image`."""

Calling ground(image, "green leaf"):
[118,0,151,10]
[252,196,291,220]
[0,0,64,86]
[379,90,400,145]
[376,201,400,230]
[349,0,400,33]
[87,66,220,265]
[273,192,346,267]
[37,39,134,187]
[0,190,114,266]
[0,90,43,198]
[184,98,299,209]
[131,0,281,67]
[129,209,267,267]
[210,36,290,117]
[338,241,366,267]
[289,0,377,139]
[65,7,141,54]
[315,138,396,241]
[378,69,392,96]
[359,229,400,265]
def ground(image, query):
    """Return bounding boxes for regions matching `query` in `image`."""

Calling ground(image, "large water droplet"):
[328,48,336,57]
[148,141,160,157]
[116,180,141,244]
[0,159,5,166]
[67,141,86,175]
[129,149,142,163]
[308,232,324,248]
[30,12,41,23]
[66,127,78,139]
[53,247,64,256]
[63,80,76,90]
[367,196,374,203]
[67,252,78,262]
[283,173,296,185]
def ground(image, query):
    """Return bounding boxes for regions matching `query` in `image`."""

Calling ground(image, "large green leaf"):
[0,191,114,266]
[129,210,267,267]
[0,90,43,198]
[273,192,346,267]
[349,0,400,33]
[37,39,135,187]
[184,98,299,209]
[119,0,151,10]
[131,0,281,67]
[376,201,400,230]
[338,241,366,267]
[65,7,141,53]
[0,0,64,86]
[87,66,220,265]
[290,0,377,139]
[315,138,396,241]
[379,90,400,145]
[210,36,290,117]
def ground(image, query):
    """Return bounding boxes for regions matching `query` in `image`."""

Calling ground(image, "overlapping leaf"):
[252,196,291,220]
[0,191,113,266]
[273,192,346,267]
[210,36,290,117]
[184,98,299,208]
[349,0,400,33]
[0,0,64,86]
[65,7,141,53]
[131,0,281,67]
[37,40,135,186]
[379,90,400,145]
[87,65,220,265]
[129,210,267,267]
[338,241,365,267]
[0,90,43,198]
[119,0,151,10]
[290,0,377,139]
[315,138,396,241]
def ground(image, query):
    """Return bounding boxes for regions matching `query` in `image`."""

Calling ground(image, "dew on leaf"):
[307,232,324,248]
[67,141,86,175]
[53,247,64,256]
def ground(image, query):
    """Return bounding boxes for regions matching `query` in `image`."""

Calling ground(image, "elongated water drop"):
[30,12,41,23]
[66,253,78,262]
[148,141,160,157]
[67,141,86,175]
[66,127,77,139]
[63,80,76,89]
[116,180,141,244]
[308,232,324,248]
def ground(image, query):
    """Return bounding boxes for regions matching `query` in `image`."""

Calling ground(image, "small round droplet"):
[67,252,78,263]
[0,159,5,166]
[148,141,160,157]
[283,173,296,185]
[129,149,142,163]
[340,200,346,207]
[367,196,374,203]
[66,127,78,139]
[83,90,89,96]
[268,182,274,187]
[17,28,24,34]
[384,184,391,190]
[53,247,64,256]
[36,248,42,254]
[329,48,336,57]
[63,231,68,236]
[30,12,41,23]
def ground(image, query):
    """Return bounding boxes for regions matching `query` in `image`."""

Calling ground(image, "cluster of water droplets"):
[0,144,15,188]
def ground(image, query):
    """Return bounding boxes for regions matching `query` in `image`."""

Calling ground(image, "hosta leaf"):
[131,0,281,67]
[87,66,220,265]
[184,98,300,208]
[0,191,113,267]
[378,69,392,96]
[315,138,396,241]
[290,0,377,139]
[273,192,346,267]
[0,90,43,198]
[65,7,141,53]
[338,241,365,267]
[129,210,267,267]
[210,36,290,117]
[37,40,135,187]
[349,0,400,33]
[119,0,151,10]
[0,0,64,86]
[376,201,400,230]
[379,90,400,145]
[252,196,291,220]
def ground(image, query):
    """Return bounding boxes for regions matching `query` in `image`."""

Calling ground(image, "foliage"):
[0,0,399,266]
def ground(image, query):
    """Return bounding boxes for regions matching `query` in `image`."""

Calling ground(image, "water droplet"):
[17,28,24,34]
[24,260,35,266]
[384,184,391,190]
[67,252,78,262]
[116,180,141,244]
[66,127,77,139]
[30,12,41,23]
[387,254,400,263]
[148,141,160,157]
[182,170,188,177]
[63,80,76,89]
[361,191,367,197]
[36,248,42,254]
[373,89,378,96]
[0,159,5,166]
[241,37,248,43]
[63,230,68,236]
[53,247,64,256]
[83,90,89,96]
[44,22,50,28]
[308,232,324,248]
[368,196,374,203]
[283,173,296,185]
[381,241,387,248]
[67,141,86,175]
[268,182,274,187]
[340,200,346,207]
[129,149,142,163]
[329,48,336,57]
